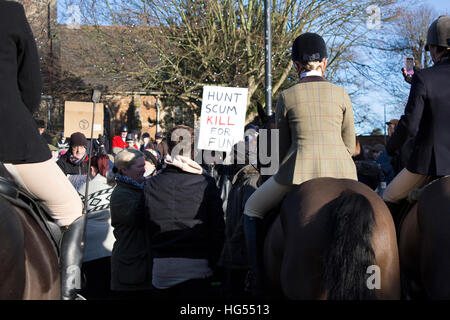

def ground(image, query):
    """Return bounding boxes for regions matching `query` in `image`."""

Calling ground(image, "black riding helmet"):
[425,15,450,51]
[119,125,128,133]
[292,32,328,62]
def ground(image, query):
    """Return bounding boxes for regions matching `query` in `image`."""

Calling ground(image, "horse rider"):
[383,15,450,223]
[0,0,85,299]
[243,32,358,294]
[112,124,138,154]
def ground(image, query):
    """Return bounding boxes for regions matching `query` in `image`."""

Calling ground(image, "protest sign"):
[197,86,248,152]
[64,101,103,138]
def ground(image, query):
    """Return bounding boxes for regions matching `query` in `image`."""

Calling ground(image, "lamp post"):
[41,95,53,129]
[384,104,387,145]
[156,98,161,133]
[83,89,101,215]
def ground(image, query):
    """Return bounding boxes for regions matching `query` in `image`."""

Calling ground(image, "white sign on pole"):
[198,86,248,152]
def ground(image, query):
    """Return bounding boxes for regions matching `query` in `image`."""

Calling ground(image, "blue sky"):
[426,0,450,12]
[358,0,450,134]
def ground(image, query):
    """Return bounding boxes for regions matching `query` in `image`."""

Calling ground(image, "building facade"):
[20,0,161,141]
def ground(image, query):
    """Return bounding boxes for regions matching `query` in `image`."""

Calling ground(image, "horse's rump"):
[264,177,400,300]
[401,176,450,299]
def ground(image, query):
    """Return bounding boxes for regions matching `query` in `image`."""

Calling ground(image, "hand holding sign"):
[198,86,248,152]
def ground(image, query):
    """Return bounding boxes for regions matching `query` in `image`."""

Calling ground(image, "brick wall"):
[106,95,159,139]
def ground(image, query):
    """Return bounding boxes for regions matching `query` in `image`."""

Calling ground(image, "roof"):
[55,25,161,94]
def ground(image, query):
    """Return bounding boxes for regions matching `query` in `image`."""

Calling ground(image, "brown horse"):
[0,178,60,299]
[263,177,401,299]
[398,176,450,299]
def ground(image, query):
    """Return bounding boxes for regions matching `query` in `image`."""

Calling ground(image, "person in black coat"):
[108,148,153,299]
[144,125,225,300]
[383,15,450,207]
[0,1,82,227]
[57,132,90,176]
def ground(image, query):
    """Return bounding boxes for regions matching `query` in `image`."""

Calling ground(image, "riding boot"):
[60,214,87,300]
[243,215,264,297]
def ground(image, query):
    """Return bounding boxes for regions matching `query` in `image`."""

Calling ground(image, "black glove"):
[98,134,106,146]
[98,145,107,156]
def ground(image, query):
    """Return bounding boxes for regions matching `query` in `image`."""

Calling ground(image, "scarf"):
[69,153,87,165]
[115,173,145,189]
[164,155,203,175]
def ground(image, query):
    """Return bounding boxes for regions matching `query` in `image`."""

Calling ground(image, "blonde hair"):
[107,148,143,185]
[297,59,325,72]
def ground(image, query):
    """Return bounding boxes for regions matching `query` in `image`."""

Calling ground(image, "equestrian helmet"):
[425,15,450,51]
[292,32,328,62]
[119,124,128,133]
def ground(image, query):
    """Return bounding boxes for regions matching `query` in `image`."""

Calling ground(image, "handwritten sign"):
[64,101,103,138]
[198,86,248,152]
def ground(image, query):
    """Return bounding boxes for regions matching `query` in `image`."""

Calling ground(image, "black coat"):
[218,165,261,270]
[144,166,225,270]
[0,1,51,164]
[56,152,89,176]
[110,181,152,291]
[387,58,450,176]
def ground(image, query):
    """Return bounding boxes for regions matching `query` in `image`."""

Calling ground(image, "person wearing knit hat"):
[69,132,88,148]
[243,32,357,295]
[57,132,89,176]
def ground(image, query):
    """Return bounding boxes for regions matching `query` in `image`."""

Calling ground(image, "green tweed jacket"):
[274,77,357,186]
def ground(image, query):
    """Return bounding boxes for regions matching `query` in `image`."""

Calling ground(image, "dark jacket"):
[354,160,383,191]
[376,150,396,184]
[156,141,169,158]
[110,181,152,291]
[203,163,234,214]
[390,136,415,175]
[0,1,51,164]
[56,152,89,176]
[387,59,450,176]
[140,140,156,152]
[219,165,261,270]
[144,166,225,271]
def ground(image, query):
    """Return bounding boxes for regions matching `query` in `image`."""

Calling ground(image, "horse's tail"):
[323,191,377,300]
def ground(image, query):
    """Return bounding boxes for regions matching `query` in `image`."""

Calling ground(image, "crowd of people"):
[1,0,449,300]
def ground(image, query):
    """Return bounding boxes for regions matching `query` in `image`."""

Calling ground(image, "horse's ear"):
[257,101,269,124]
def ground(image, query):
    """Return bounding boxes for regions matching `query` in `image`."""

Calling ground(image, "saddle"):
[0,163,62,256]
[397,175,447,232]
[0,162,87,300]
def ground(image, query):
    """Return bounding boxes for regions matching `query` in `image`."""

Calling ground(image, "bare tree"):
[355,2,441,117]
[58,0,398,125]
